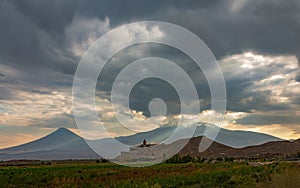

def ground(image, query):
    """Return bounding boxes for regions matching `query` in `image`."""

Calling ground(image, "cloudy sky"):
[0,0,300,148]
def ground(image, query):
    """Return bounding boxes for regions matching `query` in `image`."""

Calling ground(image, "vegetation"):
[165,154,234,163]
[0,160,300,187]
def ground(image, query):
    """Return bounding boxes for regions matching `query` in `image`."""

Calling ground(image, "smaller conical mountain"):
[0,128,100,160]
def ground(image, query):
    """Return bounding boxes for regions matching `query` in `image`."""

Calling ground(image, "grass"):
[0,161,299,187]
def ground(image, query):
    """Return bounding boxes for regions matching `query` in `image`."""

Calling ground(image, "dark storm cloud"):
[236,113,300,125]
[9,0,77,35]
[0,0,300,120]
[158,0,300,60]
[70,0,300,63]
[75,0,221,25]
[73,0,300,59]
[96,43,211,116]
[0,0,78,76]
[1,0,299,73]
[5,0,299,64]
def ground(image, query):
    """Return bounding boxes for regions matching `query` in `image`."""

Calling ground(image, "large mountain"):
[114,123,283,148]
[0,125,284,161]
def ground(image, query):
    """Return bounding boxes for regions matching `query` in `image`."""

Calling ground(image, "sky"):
[0,0,300,148]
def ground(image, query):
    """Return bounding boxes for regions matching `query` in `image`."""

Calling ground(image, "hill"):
[178,136,300,159]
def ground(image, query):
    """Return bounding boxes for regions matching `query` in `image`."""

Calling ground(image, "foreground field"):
[0,161,300,187]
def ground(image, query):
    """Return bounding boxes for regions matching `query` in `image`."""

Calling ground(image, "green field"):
[0,161,300,188]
